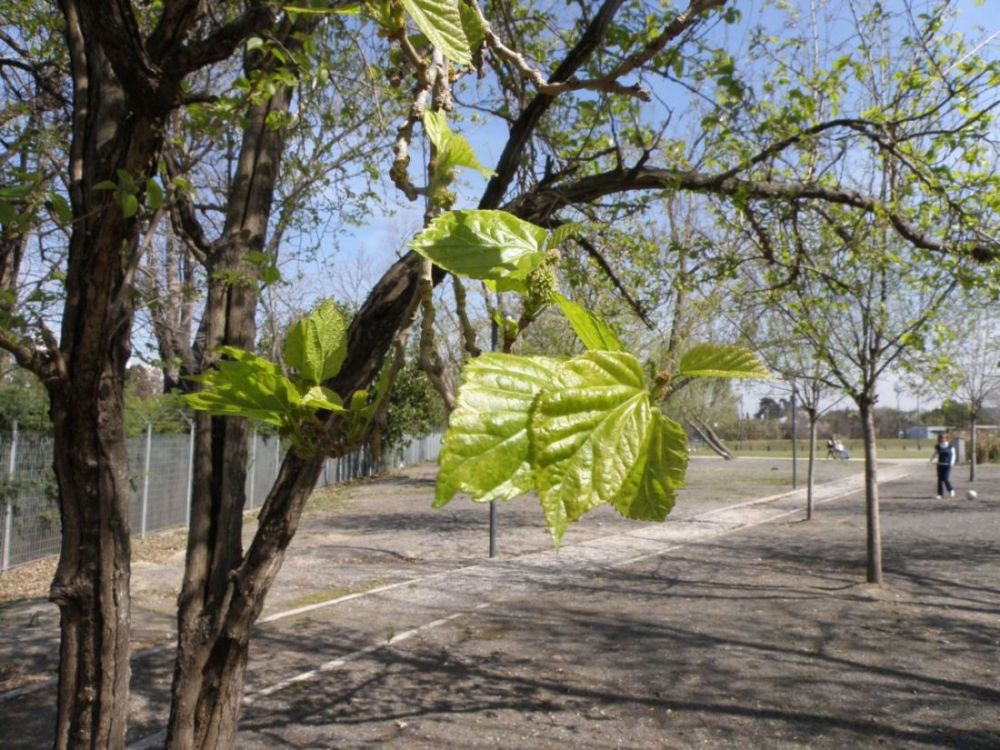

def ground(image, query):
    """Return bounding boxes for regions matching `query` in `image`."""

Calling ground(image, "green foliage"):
[381,360,446,449]
[408,209,548,281]
[401,0,473,67]
[940,398,972,426]
[423,110,493,203]
[435,354,561,508]
[125,389,189,437]
[435,342,766,545]
[408,207,769,544]
[530,351,687,540]
[184,301,377,458]
[677,344,772,379]
[553,294,625,352]
[0,369,50,432]
[283,300,348,385]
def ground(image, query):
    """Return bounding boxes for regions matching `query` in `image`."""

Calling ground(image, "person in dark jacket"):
[929,433,956,499]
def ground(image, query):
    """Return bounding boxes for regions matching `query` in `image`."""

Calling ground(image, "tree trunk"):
[969,412,977,483]
[49,2,171,743]
[48,384,133,750]
[858,397,883,585]
[807,409,817,520]
[165,25,321,743]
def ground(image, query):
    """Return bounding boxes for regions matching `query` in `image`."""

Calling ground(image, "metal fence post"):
[140,422,152,538]
[1,420,17,572]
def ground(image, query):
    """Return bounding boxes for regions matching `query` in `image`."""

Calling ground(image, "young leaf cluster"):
[184,301,379,457]
[417,208,771,545]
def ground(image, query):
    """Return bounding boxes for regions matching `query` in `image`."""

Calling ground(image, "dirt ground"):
[1,456,998,749]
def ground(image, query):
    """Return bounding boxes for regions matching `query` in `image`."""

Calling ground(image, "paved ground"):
[1,457,998,749]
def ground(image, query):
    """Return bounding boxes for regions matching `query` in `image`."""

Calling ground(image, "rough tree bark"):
[165,55,297,750]
[36,2,275,747]
[806,406,818,520]
[857,394,883,585]
[47,3,161,745]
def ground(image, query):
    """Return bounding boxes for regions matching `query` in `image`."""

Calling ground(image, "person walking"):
[929,433,956,499]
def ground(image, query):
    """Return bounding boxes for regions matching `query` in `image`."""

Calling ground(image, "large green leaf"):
[283,300,348,385]
[531,350,671,545]
[401,0,472,67]
[435,354,562,506]
[409,209,548,281]
[553,294,625,352]
[677,343,771,379]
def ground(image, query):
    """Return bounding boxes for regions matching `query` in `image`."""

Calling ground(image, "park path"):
[9,458,999,750]
[121,463,917,749]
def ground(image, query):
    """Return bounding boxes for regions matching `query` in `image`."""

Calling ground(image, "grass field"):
[724,438,977,459]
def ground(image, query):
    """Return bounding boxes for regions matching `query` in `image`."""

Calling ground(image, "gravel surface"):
[1,457,997,749]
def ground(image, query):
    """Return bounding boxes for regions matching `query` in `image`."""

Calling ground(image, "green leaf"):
[409,209,548,281]
[435,354,563,507]
[215,345,284,375]
[483,277,528,294]
[423,110,493,183]
[299,385,346,412]
[0,202,15,225]
[553,294,625,352]
[146,178,164,211]
[401,0,472,67]
[93,180,117,192]
[261,265,281,285]
[677,343,771,379]
[121,193,139,219]
[185,351,299,426]
[531,351,670,545]
[0,184,34,200]
[617,412,688,521]
[546,223,582,250]
[49,193,72,224]
[457,0,486,52]
[283,299,348,385]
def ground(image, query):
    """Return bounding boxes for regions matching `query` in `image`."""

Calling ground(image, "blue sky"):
[280,0,998,410]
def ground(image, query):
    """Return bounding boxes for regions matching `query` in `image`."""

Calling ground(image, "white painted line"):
[246,602,490,705]
[127,604,491,748]
[610,486,863,569]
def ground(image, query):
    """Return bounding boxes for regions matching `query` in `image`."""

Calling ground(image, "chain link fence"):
[0,424,442,571]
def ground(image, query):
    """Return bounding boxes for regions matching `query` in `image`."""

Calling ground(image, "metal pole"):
[1,420,18,572]
[488,317,499,558]
[141,422,152,538]
[185,418,195,528]
[791,387,798,489]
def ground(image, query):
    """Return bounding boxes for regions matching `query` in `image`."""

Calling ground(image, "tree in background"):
[927,305,1000,481]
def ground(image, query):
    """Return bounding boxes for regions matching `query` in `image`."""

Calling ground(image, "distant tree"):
[755,396,786,421]
[380,359,446,452]
[935,306,1000,481]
